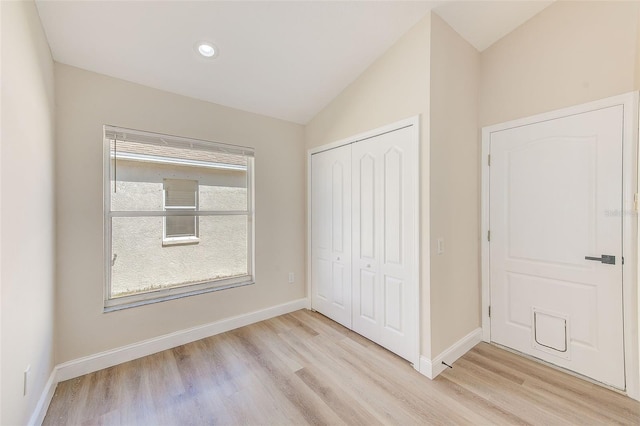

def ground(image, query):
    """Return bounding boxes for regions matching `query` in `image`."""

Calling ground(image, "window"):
[104,125,254,310]
[163,179,198,245]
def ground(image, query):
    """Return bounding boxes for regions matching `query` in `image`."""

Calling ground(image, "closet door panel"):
[384,276,403,333]
[359,269,377,322]
[314,258,331,300]
[384,147,403,265]
[359,154,376,259]
[352,126,417,362]
[311,145,352,328]
[332,262,346,307]
[331,162,346,253]
[352,142,382,341]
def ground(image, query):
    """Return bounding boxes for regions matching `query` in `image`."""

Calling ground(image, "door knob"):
[585,255,615,265]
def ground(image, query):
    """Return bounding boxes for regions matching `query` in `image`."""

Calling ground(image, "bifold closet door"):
[310,145,352,328]
[352,126,418,362]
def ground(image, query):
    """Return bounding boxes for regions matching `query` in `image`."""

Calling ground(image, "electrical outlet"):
[288,272,295,283]
[24,365,30,396]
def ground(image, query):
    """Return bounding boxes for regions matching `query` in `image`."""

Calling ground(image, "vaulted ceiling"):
[36,1,553,124]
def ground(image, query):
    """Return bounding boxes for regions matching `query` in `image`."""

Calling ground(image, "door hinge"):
[488,306,491,318]
[487,230,491,242]
[488,154,491,166]
[635,193,639,212]
[622,256,625,265]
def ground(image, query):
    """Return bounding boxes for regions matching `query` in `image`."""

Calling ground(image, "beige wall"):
[480,1,640,127]
[305,14,431,150]
[55,63,306,363]
[429,14,480,357]
[305,14,433,356]
[1,1,56,424]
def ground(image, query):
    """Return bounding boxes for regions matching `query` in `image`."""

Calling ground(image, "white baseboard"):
[55,298,307,382]
[28,369,58,426]
[419,328,482,380]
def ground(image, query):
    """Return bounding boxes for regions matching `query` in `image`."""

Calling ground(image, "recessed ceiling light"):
[195,42,218,59]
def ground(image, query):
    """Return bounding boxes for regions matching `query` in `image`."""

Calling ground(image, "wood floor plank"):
[294,365,384,426]
[462,347,631,425]
[248,322,305,373]
[268,321,427,424]
[449,356,579,424]
[228,325,344,425]
[430,375,532,426]
[472,343,640,421]
[43,309,640,425]
[326,333,498,425]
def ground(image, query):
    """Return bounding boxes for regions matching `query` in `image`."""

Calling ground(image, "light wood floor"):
[44,309,640,425]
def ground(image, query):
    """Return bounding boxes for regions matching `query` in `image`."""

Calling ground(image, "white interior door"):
[311,145,352,328]
[352,126,418,362]
[489,105,625,389]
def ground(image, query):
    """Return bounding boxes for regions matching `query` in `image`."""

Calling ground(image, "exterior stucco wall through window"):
[110,159,248,296]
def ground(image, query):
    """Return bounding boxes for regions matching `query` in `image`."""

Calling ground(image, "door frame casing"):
[306,115,421,368]
[480,92,639,400]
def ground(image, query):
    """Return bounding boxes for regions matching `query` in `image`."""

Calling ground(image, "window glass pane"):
[164,179,197,207]
[165,215,197,238]
[110,140,248,212]
[110,215,249,298]
[105,127,254,309]
[199,185,247,211]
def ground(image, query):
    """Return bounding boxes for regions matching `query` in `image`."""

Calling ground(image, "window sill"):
[162,237,200,247]
[104,276,254,312]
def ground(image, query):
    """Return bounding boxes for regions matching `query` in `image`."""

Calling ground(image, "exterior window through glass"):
[104,126,254,310]
[163,179,198,243]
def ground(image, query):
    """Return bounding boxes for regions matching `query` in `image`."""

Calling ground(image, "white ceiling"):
[35,1,552,124]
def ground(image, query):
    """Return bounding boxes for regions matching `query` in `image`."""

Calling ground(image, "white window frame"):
[162,179,200,246]
[103,125,255,311]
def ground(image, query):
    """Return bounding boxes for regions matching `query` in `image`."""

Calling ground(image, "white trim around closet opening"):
[306,115,421,368]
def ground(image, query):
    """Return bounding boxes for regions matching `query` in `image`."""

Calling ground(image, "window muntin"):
[104,126,254,310]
